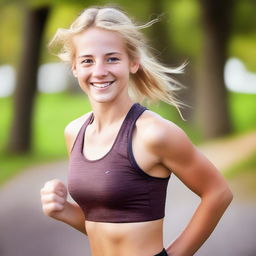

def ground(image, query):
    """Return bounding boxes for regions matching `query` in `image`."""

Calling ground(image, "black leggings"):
[154,248,168,256]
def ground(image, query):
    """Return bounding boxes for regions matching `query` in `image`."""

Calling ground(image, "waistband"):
[154,248,168,256]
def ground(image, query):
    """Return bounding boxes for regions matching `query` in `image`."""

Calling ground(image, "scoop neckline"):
[80,103,138,162]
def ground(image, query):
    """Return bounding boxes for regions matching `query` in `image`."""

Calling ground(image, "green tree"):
[4,0,99,154]
[7,5,50,153]
[196,0,234,139]
[148,0,177,64]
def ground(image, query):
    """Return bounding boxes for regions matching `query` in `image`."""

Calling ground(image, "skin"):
[40,27,233,256]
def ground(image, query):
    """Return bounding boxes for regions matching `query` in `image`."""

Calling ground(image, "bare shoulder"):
[64,112,92,154]
[137,109,191,151]
[136,109,196,168]
[137,109,231,201]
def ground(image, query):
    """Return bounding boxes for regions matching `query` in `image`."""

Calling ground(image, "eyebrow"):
[78,52,122,58]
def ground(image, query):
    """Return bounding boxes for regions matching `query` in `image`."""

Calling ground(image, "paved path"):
[198,131,256,171]
[1,132,256,256]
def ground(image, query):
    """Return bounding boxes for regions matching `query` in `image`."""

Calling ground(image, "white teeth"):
[91,82,112,88]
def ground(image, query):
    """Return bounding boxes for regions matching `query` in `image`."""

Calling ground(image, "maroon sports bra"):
[68,103,170,223]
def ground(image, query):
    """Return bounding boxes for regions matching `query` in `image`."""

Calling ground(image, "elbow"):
[227,185,234,202]
[215,186,233,209]
[222,187,233,206]
[203,185,233,210]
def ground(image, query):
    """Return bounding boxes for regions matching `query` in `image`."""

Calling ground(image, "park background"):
[0,0,256,255]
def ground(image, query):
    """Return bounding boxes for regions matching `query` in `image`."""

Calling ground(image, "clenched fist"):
[40,179,68,220]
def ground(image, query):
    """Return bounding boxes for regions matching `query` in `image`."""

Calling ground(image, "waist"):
[86,218,164,256]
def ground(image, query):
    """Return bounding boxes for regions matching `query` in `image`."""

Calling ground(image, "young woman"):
[40,6,233,256]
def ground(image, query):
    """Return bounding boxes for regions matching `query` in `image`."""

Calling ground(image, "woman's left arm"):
[148,120,233,256]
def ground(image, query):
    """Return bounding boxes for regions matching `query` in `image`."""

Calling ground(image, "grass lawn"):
[0,91,256,185]
[225,149,256,200]
[229,92,256,133]
[0,92,90,185]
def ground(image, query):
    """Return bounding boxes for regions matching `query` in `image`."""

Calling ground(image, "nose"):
[92,61,108,77]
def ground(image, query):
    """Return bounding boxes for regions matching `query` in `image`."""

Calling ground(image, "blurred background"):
[0,0,255,255]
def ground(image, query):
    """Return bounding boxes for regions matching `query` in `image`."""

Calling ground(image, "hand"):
[40,179,68,220]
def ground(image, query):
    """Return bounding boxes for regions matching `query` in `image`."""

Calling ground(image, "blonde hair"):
[49,6,186,116]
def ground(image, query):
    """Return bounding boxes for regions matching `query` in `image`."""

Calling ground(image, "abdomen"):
[85,219,164,256]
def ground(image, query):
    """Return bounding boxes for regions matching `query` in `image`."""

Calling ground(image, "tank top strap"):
[114,103,147,149]
[70,113,93,153]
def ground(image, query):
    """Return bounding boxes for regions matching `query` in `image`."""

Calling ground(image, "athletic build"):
[68,103,170,223]
[40,6,233,256]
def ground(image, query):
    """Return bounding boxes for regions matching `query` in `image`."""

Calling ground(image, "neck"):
[89,97,134,133]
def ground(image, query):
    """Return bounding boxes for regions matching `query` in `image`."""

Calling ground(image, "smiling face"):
[72,27,139,105]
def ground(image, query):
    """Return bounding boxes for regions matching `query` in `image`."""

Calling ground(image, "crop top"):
[68,103,170,223]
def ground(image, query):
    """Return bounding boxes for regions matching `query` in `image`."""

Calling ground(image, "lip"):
[90,80,115,89]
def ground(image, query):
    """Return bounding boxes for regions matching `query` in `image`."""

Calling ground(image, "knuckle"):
[51,202,63,212]
[49,193,56,201]
[41,193,57,205]
[50,202,58,209]
[42,202,60,215]
[45,179,60,188]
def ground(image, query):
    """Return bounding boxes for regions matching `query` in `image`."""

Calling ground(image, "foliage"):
[0,92,89,185]
[225,149,256,179]
[33,92,91,156]
[228,0,256,71]
[0,5,23,65]
[229,92,256,132]
[229,35,256,71]
[166,0,201,58]
[1,0,256,65]
[232,0,256,34]
[0,97,12,145]
[42,3,85,63]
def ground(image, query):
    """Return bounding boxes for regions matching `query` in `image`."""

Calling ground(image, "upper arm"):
[64,123,75,156]
[64,112,91,156]
[147,118,230,198]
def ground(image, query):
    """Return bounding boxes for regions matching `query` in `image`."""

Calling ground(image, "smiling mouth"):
[90,81,115,88]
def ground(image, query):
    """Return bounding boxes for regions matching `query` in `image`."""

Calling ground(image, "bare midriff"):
[85,218,164,256]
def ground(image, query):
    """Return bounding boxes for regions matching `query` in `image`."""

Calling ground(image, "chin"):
[92,96,116,104]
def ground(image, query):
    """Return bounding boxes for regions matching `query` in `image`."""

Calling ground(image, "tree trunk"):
[196,0,233,139]
[6,6,50,154]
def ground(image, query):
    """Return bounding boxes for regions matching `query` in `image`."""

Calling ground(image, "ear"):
[71,63,78,78]
[129,58,140,74]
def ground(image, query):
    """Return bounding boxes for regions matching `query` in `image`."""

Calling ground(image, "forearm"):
[56,201,87,235]
[167,189,233,256]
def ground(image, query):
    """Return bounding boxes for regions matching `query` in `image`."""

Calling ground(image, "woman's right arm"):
[40,179,87,235]
[40,114,90,235]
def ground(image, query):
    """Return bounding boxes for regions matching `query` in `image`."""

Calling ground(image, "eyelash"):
[107,57,120,63]
[81,59,93,64]
[80,57,120,65]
